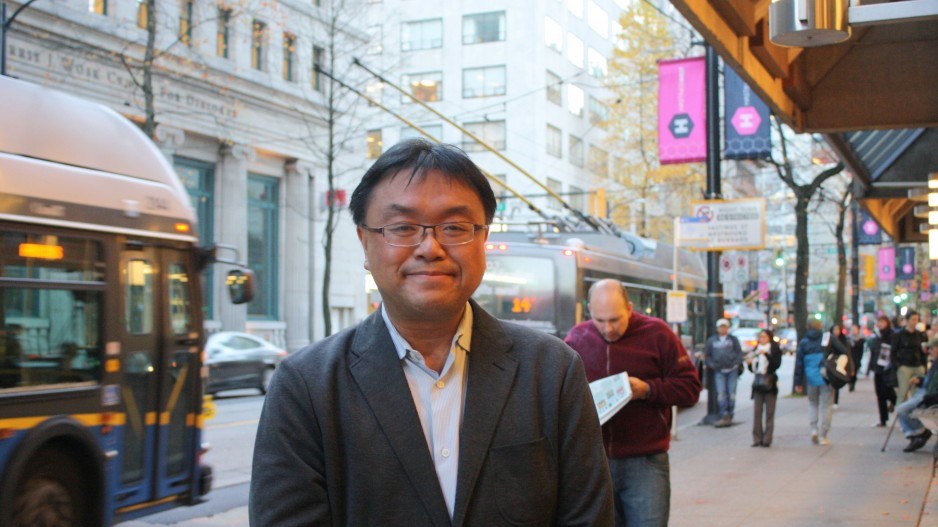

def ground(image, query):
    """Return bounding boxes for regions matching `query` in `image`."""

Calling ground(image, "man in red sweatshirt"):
[565,279,701,527]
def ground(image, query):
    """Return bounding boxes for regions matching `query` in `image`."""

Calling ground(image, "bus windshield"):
[474,255,556,333]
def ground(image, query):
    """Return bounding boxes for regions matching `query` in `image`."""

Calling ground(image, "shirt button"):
[441,448,451,458]
[435,380,445,389]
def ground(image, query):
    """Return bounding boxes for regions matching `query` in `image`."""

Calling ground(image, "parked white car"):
[204,332,286,395]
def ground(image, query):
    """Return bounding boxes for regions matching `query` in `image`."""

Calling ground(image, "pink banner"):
[658,57,707,165]
[878,246,896,281]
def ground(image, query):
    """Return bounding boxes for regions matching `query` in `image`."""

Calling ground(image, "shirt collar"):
[381,303,473,360]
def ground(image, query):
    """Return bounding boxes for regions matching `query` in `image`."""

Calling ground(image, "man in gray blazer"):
[250,139,613,526]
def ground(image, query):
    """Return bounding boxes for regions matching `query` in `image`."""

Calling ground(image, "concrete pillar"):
[284,159,314,351]
[217,143,255,332]
[154,124,186,161]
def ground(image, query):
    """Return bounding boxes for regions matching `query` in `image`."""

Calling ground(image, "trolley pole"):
[700,43,723,426]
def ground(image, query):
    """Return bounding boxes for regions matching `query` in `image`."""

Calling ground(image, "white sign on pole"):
[734,253,749,282]
[682,198,766,251]
[666,290,688,323]
[719,253,733,283]
[589,373,632,425]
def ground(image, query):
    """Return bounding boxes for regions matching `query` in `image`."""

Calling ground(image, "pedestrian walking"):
[745,329,783,447]
[794,318,834,445]
[848,325,865,391]
[702,318,743,427]
[829,323,850,406]
[892,310,927,403]
[869,316,898,427]
[564,279,700,527]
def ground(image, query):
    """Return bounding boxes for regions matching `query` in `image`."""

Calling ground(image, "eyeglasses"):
[361,222,488,247]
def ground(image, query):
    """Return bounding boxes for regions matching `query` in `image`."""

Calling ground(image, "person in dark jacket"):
[869,316,897,426]
[794,318,834,445]
[848,325,866,390]
[829,323,851,406]
[702,318,743,427]
[897,337,938,452]
[565,279,700,527]
[892,310,927,402]
[745,329,783,447]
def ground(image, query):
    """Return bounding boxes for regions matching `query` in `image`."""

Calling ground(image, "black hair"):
[760,328,775,341]
[349,138,497,226]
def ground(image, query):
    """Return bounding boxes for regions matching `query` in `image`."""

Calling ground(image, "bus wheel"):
[11,448,86,527]
[260,366,275,395]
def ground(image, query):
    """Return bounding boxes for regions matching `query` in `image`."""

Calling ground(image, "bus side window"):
[168,262,192,335]
[125,259,154,335]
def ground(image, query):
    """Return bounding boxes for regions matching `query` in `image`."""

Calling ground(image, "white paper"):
[589,372,632,426]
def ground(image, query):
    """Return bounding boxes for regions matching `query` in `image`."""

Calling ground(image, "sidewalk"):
[670,357,938,526]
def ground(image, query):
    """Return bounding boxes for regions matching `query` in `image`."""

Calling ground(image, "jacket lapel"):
[452,302,518,527]
[348,311,452,527]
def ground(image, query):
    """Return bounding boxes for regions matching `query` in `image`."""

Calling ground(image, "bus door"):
[116,243,201,508]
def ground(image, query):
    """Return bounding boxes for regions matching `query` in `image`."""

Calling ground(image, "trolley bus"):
[473,227,709,350]
[0,76,252,525]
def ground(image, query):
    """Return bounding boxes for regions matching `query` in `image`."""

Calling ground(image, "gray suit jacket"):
[249,301,613,526]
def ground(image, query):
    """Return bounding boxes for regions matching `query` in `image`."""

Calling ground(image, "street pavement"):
[124,356,938,526]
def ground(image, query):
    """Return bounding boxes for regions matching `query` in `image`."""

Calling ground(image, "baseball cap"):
[716,318,730,328]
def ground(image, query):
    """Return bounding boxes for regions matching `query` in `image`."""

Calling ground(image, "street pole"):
[851,201,861,325]
[700,43,723,426]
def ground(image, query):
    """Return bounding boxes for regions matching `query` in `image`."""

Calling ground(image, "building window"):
[546,70,562,105]
[567,0,584,18]
[567,84,584,116]
[313,46,325,92]
[251,20,267,71]
[587,0,609,38]
[589,96,609,124]
[247,175,279,320]
[547,177,563,209]
[402,19,442,51]
[402,71,442,103]
[283,33,296,81]
[368,25,384,55]
[463,11,506,44]
[136,0,148,28]
[217,8,231,57]
[401,124,443,141]
[570,185,586,212]
[588,145,609,177]
[546,125,562,158]
[569,135,584,167]
[587,48,607,79]
[179,0,193,46]
[89,0,106,15]
[462,65,506,98]
[545,16,563,53]
[367,130,383,159]
[463,120,506,152]
[175,157,215,320]
[566,33,584,68]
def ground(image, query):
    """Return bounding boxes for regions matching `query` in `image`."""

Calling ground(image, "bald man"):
[564,279,700,527]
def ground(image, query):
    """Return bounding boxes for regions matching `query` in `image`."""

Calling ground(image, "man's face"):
[357,169,489,324]
[909,314,920,327]
[930,345,938,360]
[717,325,729,336]
[589,290,632,342]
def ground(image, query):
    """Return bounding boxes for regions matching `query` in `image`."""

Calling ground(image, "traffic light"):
[774,248,785,267]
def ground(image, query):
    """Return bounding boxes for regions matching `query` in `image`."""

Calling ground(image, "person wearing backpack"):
[891,310,927,403]
[794,318,834,446]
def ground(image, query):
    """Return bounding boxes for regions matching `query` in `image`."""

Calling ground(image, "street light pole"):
[1,0,41,76]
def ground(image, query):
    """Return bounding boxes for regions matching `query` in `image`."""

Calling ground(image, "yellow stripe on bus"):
[165,363,189,416]
[115,494,179,514]
[145,412,157,426]
[0,413,126,430]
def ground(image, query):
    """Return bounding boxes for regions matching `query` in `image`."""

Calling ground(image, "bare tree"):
[819,183,853,324]
[769,119,844,338]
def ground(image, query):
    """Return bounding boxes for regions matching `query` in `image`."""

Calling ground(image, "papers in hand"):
[589,372,632,426]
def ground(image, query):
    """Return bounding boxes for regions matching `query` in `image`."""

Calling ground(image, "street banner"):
[758,281,769,301]
[897,247,916,280]
[863,255,876,290]
[857,209,882,245]
[878,246,896,281]
[658,57,706,165]
[723,67,771,159]
[681,198,766,251]
[666,290,688,323]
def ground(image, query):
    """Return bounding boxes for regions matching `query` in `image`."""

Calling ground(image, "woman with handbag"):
[746,329,783,447]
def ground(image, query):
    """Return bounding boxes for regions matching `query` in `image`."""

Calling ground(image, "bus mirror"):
[226,269,255,305]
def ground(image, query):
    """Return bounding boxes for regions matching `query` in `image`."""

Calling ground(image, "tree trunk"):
[793,191,810,338]
[320,5,339,337]
[834,205,847,324]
